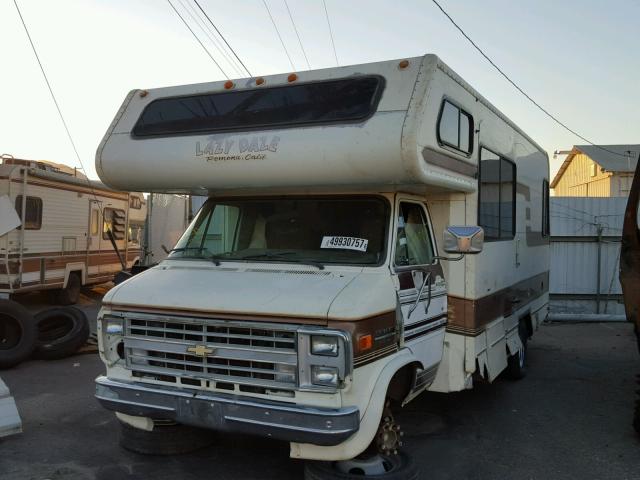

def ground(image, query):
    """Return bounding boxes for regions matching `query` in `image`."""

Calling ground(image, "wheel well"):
[386,362,421,404]
[65,270,84,289]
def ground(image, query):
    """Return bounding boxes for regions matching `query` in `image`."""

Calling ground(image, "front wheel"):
[304,451,418,480]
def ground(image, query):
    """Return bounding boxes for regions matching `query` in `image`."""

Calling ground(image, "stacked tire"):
[0,300,37,369]
[0,300,90,369]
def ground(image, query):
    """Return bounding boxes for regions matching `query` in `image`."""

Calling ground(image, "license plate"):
[320,236,369,252]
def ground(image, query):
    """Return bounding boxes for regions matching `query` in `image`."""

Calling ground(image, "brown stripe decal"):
[447,271,549,336]
[5,178,128,201]
[422,147,478,178]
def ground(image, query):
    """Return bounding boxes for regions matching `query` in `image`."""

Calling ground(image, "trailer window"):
[394,202,434,267]
[14,195,42,230]
[129,196,142,209]
[90,210,100,236]
[479,148,516,240]
[437,100,473,155]
[542,179,550,236]
[103,208,126,240]
[133,76,384,137]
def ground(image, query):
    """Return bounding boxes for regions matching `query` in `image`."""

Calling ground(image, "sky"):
[1,0,639,180]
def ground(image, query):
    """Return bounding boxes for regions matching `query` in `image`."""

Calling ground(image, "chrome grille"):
[124,315,298,390]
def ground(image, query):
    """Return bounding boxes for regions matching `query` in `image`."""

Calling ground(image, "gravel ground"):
[0,310,638,479]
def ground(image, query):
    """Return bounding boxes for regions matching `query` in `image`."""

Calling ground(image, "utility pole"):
[596,222,603,314]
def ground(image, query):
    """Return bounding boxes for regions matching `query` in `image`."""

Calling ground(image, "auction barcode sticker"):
[320,236,369,252]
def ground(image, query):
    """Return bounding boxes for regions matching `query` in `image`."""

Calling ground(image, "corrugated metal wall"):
[550,197,626,314]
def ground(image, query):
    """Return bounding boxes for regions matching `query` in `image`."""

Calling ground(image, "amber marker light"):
[255,77,265,86]
[224,80,234,89]
[139,90,148,98]
[358,334,373,352]
[398,59,410,69]
[287,73,298,83]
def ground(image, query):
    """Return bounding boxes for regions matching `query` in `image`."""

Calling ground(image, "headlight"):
[311,366,339,387]
[105,317,124,335]
[311,335,339,356]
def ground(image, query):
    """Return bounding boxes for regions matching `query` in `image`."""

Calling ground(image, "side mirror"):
[443,226,484,254]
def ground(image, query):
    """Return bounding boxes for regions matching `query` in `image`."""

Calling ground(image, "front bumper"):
[95,376,359,446]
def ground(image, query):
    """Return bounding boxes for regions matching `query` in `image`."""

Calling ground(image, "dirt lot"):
[0,299,638,479]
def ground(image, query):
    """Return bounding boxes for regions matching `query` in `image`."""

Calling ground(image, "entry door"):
[392,199,448,391]
[88,201,102,253]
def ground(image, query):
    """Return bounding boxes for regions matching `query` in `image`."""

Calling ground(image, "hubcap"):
[518,346,525,369]
[334,454,397,476]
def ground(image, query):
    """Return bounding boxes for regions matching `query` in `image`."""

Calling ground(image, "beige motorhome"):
[0,157,145,304]
[94,55,549,478]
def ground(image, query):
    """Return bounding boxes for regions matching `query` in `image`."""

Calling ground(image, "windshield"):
[170,197,389,266]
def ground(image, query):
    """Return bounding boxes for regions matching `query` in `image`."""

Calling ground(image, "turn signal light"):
[358,334,373,352]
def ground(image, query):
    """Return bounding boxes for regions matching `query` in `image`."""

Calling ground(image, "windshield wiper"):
[238,252,325,270]
[169,247,223,266]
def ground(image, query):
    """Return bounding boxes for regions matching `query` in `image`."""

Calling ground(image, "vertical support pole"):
[596,223,603,314]
[18,168,28,288]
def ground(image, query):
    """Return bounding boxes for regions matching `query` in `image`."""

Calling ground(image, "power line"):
[284,0,311,70]
[180,0,245,77]
[262,0,296,71]
[430,0,629,159]
[167,0,229,79]
[322,0,339,66]
[193,0,252,77]
[12,0,101,204]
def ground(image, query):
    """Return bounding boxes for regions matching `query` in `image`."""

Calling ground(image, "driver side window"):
[394,202,434,266]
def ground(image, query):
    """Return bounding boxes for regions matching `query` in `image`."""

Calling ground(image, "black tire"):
[506,321,528,380]
[55,272,82,305]
[0,299,37,369]
[304,452,418,480]
[34,306,90,360]
[634,374,640,435]
[119,420,215,455]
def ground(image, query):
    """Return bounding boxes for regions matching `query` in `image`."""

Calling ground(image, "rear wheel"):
[0,300,37,369]
[55,272,81,305]
[119,419,215,455]
[506,320,528,380]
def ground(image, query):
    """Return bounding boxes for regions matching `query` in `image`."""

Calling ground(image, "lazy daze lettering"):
[196,135,280,162]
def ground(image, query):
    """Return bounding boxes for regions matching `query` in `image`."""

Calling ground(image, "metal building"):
[551,145,639,197]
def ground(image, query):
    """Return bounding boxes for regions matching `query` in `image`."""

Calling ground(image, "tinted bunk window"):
[133,77,383,136]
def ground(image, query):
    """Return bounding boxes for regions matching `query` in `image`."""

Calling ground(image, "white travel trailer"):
[0,157,145,304]
[94,54,549,478]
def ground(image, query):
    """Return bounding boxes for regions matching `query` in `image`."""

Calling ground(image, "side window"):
[14,195,43,230]
[437,99,474,155]
[479,148,516,241]
[201,205,241,254]
[542,179,550,236]
[394,202,434,267]
[103,208,126,240]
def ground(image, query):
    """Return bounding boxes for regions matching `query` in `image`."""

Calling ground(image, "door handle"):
[408,271,431,319]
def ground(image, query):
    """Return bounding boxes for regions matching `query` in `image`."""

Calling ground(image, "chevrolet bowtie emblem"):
[186,345,213,357]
